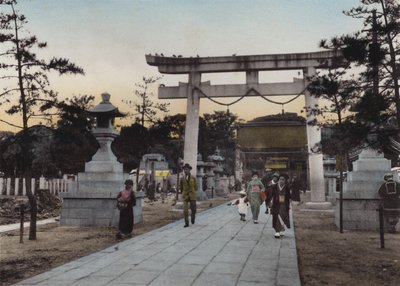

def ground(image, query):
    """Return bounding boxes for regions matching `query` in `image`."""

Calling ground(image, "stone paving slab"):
[14,203,301,286]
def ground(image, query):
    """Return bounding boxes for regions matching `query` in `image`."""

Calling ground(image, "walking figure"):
[180,163,197,227]
[228,190,249,221]
[269,174,291,238]
[246,171,265,224]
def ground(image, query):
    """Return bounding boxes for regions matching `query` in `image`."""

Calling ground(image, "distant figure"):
[234,179,242,192]
[116,179,136,239]
[246,171,265,224]
[180,163,197,227]
[148,180,156,201]
[289,173,301,204]
[378,173,400,233]
[269,174,291,238]
[228,190,249,221]
[144,178,149,197]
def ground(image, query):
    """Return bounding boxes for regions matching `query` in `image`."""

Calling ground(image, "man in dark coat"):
[378,173,400,233]
[180,163,197,227]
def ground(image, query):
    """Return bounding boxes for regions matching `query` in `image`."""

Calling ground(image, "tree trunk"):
[25,175,37,240]
[12,2,38,240]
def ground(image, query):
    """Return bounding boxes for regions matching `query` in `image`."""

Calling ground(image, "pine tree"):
[0,0,84,240]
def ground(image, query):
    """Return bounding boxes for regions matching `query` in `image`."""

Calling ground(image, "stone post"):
[15,178,19,196]
[6,178,11,195]
[0,178,3,195]
[205,162,216,198]
[183,72,201,176]
[304,67,330,208]
[196,154,208,201]
[39,175,45,189]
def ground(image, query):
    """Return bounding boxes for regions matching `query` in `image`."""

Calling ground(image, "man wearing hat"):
[378,173,400,233]
[180,163,197,227]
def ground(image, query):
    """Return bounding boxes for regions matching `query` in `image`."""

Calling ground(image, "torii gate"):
[146,50,345,206]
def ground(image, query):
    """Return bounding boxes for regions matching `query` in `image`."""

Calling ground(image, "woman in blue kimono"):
[246,171,265,224]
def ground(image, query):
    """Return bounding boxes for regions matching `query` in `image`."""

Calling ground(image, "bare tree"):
[123,76,169,127]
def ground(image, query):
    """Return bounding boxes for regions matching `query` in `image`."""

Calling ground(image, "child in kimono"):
[229,190,249,221]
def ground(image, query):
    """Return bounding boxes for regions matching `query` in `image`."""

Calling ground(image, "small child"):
[228,190,249,221]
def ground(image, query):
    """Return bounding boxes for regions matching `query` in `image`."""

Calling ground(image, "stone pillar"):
[183,72,201,176]
[15,178,19,196]
[304,67,330,208]
[22,178,26,196]
[196,154,208,201]
[0,178,3,195]
[204,163,216,198]
[6,178,11,195]
[31,178,35,194]
[39,175,45,189]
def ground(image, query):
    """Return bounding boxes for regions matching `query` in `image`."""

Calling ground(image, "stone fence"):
[0,177,71,196]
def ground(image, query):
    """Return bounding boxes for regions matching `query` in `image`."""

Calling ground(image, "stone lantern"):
[196,153,208,201]
[85,92,124,174]
[207,148,226,196]
[60,93,143,227]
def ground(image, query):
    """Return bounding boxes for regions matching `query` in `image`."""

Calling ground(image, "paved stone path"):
[15,204,301,286]
[0,217,59,234]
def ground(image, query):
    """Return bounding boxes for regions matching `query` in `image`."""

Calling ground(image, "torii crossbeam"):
[146,50,345,206]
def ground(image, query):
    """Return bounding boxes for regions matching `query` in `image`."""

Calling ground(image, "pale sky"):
[0,0,362,132]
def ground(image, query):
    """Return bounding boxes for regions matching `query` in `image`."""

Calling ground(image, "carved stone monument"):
[60,93,143,226]
[334,148,392,230]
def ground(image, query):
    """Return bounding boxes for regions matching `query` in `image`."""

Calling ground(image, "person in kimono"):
[264,172,279,214]
[229,190,249,221]
[246,171,265,224]
[116,179,136,239]
[270,174,291,238]
[180,163,197,228]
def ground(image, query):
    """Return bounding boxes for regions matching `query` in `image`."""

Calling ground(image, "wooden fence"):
[0,177,72,196]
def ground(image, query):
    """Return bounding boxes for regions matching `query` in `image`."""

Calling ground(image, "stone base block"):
[196,190,208,201]
[76,172,127,193]
[334,198,400,232]
[60,192,143,227]
[85,160,123,173]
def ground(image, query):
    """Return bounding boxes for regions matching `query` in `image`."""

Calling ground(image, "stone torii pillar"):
[146,51,345,207]
[184,72,201,171]
[304,67,330,208]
